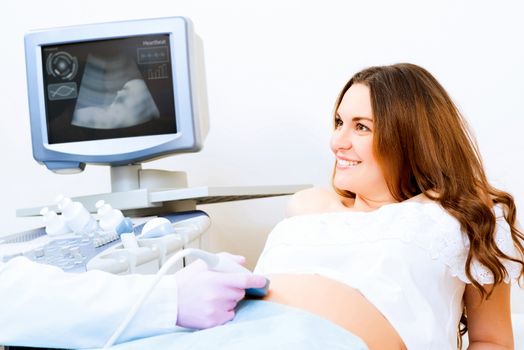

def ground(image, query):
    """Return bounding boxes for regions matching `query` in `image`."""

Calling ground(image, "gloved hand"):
[174,252,267,329]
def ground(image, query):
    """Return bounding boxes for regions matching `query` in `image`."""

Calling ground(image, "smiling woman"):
[331,83,394,210]
[254,63,524,350]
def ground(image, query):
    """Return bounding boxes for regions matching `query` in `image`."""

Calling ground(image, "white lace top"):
[254,201,521,350]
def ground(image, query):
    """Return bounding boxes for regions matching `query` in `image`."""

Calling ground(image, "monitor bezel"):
[24,17,202,171]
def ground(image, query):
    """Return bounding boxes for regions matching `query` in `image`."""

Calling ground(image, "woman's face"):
[330,83,392,202]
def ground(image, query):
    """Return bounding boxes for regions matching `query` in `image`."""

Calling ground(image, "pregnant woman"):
[255,63,524,350]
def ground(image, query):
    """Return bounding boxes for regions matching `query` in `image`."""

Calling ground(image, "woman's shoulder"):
[404,191,437,204]
[285,189,441,218]
[285,186,350,217]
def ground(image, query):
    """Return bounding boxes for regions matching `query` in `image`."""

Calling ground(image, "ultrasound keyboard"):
[0,210,210,274]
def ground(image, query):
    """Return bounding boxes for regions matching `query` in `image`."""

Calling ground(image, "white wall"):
[1,0,523,268]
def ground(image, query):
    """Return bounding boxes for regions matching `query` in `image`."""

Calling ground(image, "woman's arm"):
[464,282,514,349]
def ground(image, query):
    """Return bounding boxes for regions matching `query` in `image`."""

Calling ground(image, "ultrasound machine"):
[0,16,307,278]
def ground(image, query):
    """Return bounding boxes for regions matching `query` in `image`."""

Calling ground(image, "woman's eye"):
[335,118,343,128]
[355,122,370,132]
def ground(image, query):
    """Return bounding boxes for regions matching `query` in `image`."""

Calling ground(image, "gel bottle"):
[40,207,70,236]
[56,195,99,236]
[96,200,133,235]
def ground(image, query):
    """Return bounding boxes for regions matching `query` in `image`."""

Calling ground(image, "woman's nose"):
[331,128,352,151]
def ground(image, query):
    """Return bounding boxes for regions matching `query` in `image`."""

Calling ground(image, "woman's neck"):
[351,194,398,212]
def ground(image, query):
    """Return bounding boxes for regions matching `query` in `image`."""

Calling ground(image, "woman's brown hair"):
[332,63,524,299]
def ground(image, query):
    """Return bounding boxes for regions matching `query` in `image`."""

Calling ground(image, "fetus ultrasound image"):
[72,54,160,129]
[41,34,176,144]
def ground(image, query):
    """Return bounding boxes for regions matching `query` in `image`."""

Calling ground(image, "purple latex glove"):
[174,252,267,329]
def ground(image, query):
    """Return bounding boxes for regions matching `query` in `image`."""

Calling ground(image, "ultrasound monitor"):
[24,17,208,192]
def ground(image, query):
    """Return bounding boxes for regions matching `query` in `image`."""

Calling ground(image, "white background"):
[0,0,523,267]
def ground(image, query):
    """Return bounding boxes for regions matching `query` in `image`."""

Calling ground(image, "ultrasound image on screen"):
[41,34,176,144]
[72,55,160,129]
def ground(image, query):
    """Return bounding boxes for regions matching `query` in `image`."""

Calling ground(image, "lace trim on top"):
[273,201,522,285]
[434,207,521,284]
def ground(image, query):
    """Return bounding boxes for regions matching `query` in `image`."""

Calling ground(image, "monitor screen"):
[24,17,207,173]
[42,34,177,144]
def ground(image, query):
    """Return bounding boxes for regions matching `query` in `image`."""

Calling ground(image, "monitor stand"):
[16,164,311,217]
[110,164,188,193]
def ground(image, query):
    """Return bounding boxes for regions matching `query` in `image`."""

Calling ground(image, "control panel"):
[0,210,210,275]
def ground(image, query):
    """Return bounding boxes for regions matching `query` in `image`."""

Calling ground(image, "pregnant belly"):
[259,273,406,350]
